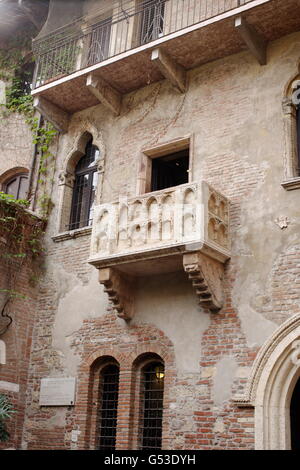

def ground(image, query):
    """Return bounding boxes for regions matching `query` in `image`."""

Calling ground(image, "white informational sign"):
[39,377,76,406]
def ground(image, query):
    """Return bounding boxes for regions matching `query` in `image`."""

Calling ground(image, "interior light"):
[155,365,165,380]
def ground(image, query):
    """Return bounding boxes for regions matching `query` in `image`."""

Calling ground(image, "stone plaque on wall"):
[39,378,76,406]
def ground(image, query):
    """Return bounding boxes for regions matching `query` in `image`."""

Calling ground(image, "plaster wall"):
[0,92,32,184]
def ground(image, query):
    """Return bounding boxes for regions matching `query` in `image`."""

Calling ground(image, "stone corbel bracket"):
[99,267,135,321]
[183,251,224,312]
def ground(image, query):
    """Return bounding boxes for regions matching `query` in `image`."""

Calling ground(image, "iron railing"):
[32,0,256,89]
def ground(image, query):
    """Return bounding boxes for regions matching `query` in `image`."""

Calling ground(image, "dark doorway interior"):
[290,376,300,450]
[151,149,189,192]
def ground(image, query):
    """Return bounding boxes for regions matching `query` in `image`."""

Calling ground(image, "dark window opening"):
[69,139,99,230]
[151,149,189,192]
[291,376,300,450]
[140,361,164,450]
[140,0,165,45]
[88,16,112,66]
[4,173,29,200]
[97,364,120,451]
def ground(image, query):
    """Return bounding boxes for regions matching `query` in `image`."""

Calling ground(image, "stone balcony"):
[32,0,300,132]
[88,181,230,320]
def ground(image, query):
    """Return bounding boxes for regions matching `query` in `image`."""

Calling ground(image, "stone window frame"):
[53,125,105,242]
[136,134,194,196]
[281,63,300,191]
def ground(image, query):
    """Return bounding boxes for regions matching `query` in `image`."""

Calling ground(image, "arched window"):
[139,360,165,450]
[97,363,120,450]
[69,139,99,230]
[4,172,29,200]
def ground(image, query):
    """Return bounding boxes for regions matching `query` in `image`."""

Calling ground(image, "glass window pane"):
[6,178,19,198]
[18,176,29,199]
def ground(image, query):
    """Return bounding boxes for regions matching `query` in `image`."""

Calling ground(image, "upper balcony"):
[32,0,300,130]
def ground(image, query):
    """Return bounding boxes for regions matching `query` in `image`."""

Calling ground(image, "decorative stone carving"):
[58,171,75,187]
[99,267,135,321]
[291,339,300,366]
[89,181,230,318]
[183,252,224,312]
[89,181,230,261]
[274,216,290,229]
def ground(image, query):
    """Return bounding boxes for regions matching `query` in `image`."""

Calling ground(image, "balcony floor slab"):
[32,0,300,114]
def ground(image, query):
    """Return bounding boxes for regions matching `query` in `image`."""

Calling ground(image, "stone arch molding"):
[234,312,300,449]
[62,119,106,177]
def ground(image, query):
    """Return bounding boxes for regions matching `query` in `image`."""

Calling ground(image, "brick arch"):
[84,347,124,369]
[0,166,29,185]
[126,341,175,369]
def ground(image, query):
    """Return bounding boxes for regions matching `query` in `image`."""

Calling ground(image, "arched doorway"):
[233,313,300,449]
[291,376,300,450]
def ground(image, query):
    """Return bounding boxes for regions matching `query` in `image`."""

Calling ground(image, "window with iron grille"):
[69,139,99,230]
[97,364,120,450]
[139,0,165,45]
[139,361,165,450]
[4,173,29,200]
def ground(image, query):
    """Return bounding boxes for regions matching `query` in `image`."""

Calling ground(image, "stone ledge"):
[281,178,300,191]
[52,226,92,243]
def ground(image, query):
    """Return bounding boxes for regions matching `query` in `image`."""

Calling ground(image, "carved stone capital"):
[291,339,300,366]
[183,252,224,312]
[282,98,295,116]
[58,170,75,187]
[99,267,135,321]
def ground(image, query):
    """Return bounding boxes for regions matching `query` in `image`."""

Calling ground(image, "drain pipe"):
[27,112,44,210]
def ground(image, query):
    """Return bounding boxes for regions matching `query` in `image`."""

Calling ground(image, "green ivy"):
[0,191,45,256]
[0,394,15,442]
